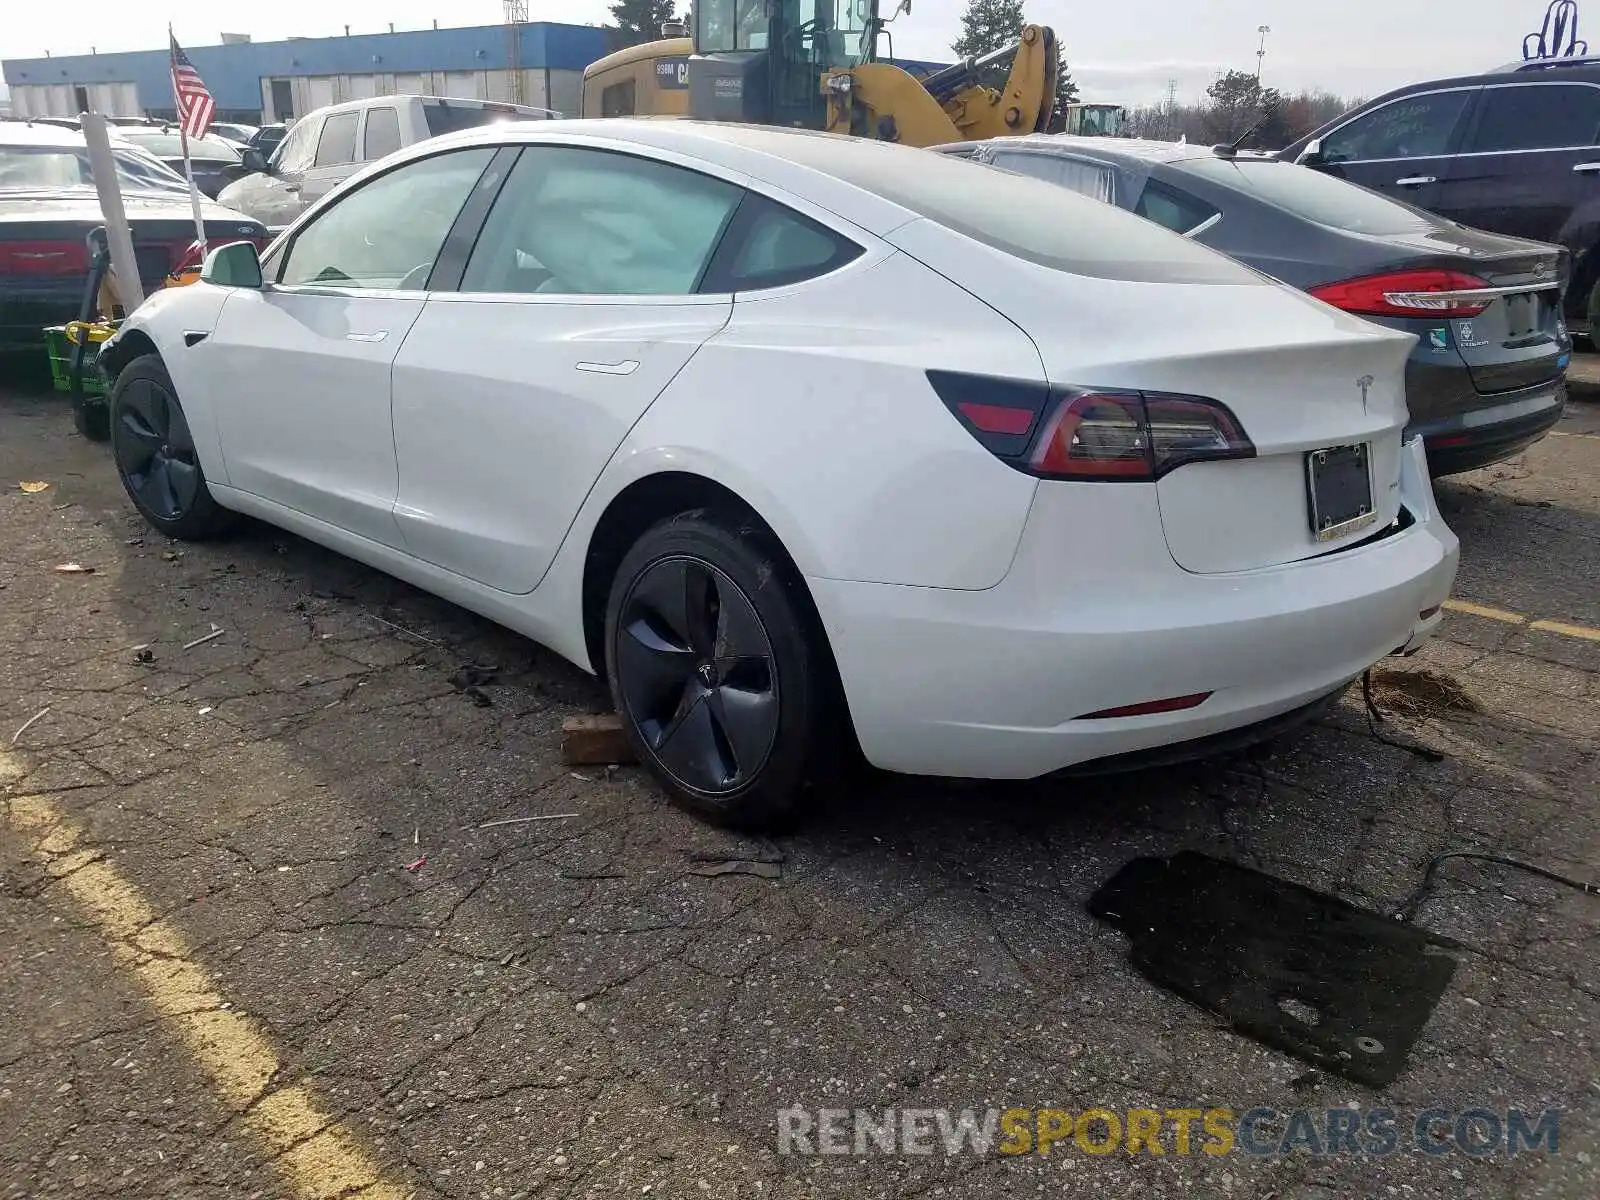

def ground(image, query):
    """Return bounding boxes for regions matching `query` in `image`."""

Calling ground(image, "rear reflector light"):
[1309,269,1494,319]
[1079,692,1212,720]
[0,239,90,277]
[928,371,1254,482]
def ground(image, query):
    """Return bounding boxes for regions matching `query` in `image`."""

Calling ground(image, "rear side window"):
[460,146,742,295]
[701,193,863,291]
[991,151,1117,203]
[678,125,1257,284]
[1134,181,1219,235]
[1467,84,1600,152]
[1320,90,1474,163]
[1175,158,1426,235]
[363,106,402,160]
[314,112,359,167]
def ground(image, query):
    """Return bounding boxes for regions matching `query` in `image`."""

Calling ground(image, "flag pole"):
[170,26,207,255]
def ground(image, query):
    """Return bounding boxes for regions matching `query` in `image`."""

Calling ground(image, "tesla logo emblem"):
[1357,374,1374,412]
[1534,261,1549,277]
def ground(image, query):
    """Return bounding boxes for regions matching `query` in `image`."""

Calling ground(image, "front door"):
[1312,87,1480,211]
[390,144,747,593]
[208,145,498,545]
[1432,80,1600,245]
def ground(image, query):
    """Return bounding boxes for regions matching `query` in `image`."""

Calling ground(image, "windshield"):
[1175,157,1431,235]
[119,132,241,161]
[0,145,190,194]
[697,0,873,66]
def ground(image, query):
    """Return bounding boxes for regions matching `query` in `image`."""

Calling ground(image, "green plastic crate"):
[43,324,109,397]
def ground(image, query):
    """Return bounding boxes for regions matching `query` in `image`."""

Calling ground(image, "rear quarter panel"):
[577,250,1047,590]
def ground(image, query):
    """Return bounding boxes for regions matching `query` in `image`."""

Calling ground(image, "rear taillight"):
[929,371,1254,482]
[1309,269,1494,319]
[0,239,90,277]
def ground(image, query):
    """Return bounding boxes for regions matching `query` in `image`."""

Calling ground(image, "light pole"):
[1255,25,1271,83]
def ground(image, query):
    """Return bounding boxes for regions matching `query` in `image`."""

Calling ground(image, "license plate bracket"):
[1306,444,1375,542]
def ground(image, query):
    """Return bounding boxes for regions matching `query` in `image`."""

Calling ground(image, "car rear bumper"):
[810,437,1459,780]
[1413,380,1565,475]
[0,286,82,350]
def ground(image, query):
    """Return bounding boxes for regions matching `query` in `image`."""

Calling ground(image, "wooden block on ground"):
[561,713,636,766]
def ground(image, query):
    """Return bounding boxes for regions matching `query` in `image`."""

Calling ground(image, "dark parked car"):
[114,127,248,199]
[1281,56,1600,338]
[0,123,268,350]
[246,123,287,159]
[939,136,1571,475]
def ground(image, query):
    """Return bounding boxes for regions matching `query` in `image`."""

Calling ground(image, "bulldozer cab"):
[690,0,878,127]
[1062,103,1128,137]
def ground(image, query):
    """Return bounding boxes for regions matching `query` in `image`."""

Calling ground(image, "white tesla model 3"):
[98,119,1459,829]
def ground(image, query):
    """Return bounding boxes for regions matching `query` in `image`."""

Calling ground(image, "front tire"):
[109,354,235,540]
[603,510,841,830]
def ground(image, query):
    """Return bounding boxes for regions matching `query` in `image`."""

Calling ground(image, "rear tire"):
[109,354,236,541]
[603,509,842,831]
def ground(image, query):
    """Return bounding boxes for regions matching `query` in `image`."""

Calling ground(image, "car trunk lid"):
[888,217,1418,574]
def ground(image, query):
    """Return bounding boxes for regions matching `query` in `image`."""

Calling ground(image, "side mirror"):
[200,241,264,289]
[1297,137,1325,167]
[241,147,270,174]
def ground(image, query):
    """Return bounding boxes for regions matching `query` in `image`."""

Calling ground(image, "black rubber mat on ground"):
[1088,852,1459,1087]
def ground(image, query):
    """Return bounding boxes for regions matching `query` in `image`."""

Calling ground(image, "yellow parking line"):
[1548,430,1600,440]
[1529,618,1600,643]
[2,775,407,1200]
[1442,599,1527,625]
[1443,600,1600,643]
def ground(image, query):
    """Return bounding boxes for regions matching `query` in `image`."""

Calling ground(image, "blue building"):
[2,22,619,123]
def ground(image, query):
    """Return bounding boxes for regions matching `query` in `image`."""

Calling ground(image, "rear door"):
[1432,80,1600,244]
[390,144,750,594]
[1313,87,1479,209]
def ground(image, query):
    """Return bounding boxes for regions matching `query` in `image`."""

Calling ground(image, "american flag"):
[169,35,215,140]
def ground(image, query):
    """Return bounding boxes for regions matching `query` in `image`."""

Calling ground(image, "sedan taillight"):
[929,371,1254,482]
[0,239,90,277]
[1309,269,1494,319]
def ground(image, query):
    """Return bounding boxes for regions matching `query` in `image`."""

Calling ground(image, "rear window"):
[718,131,1257,285]
[1174,157,1429,235]
[119,133,240,161]
[0,145,187,194]
[422,100,538,137]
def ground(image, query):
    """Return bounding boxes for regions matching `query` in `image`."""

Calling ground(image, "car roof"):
[346,118,1019,236]
[0,120,97,148]
[933,134,1272,168]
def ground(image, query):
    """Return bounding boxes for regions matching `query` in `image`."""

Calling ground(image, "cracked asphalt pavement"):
[1,379,1596,1199]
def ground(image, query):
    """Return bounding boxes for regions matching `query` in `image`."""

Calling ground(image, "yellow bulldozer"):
[580,0,1060,147]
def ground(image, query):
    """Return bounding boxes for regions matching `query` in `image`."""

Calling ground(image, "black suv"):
[1282,56,1600,335]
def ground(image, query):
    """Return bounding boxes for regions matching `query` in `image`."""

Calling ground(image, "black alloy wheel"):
[109,354,234,539]
[604,511,843,829]
[614,554,780,795]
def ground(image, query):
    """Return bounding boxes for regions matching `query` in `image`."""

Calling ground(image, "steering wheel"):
[398,262,432,291]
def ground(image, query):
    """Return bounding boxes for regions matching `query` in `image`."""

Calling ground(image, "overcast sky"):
[0,1,1572,105]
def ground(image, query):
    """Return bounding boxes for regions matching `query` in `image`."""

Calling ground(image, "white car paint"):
[107,119,1459,781]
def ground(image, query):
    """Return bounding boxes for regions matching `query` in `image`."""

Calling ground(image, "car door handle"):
[1574,162,1600,174]
[1394,175,1437,187]
[345,331,388,343]
[284,182,302,193]
[575,359,640,376]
